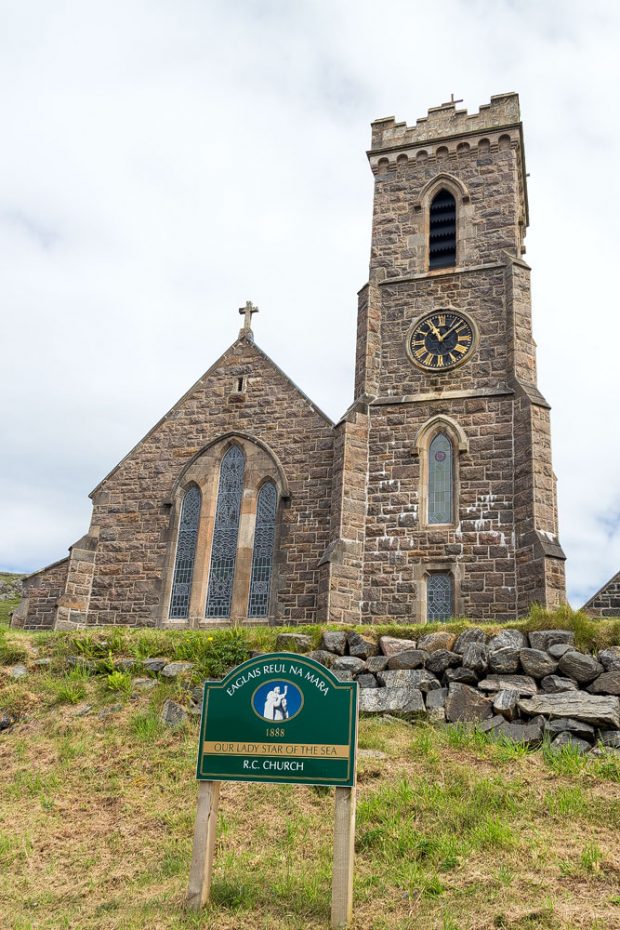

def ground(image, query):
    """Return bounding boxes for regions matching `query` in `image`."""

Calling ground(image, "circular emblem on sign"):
[252,680,303,722]
[406,309,478,372]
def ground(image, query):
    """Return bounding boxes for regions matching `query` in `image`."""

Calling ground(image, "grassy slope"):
[0,572,23,628]
[1,615,620,930]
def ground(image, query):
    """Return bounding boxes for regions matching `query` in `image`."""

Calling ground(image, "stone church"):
[15,92,567,632]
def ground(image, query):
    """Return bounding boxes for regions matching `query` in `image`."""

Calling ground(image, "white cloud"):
[1,0,619,606]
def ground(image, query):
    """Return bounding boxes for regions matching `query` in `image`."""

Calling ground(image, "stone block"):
[386,649,428,670]
[528,630,574,651]
[587,671,620,695]
[517,692,620,729]
[417,631,455,653]
[359,686,425,716]
[276,633,312,653]
[557,651,603,685]
[378,668,440,692]
[478,674,537,695]
[319,631,347,655]
[540,674,578,693]
[454,628,487,654]
[379,635,417,656]
[347,631,379,659]
[518,648,557,679]
[445,683,493,723]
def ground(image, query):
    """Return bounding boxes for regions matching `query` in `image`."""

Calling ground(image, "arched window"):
[428,432,453,524]
[205,445,245,618]
[429,188,456,269]
[427,572,453,621]
[248,481,278,617]
[169,485,201,619]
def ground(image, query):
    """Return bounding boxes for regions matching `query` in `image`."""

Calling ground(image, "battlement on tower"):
[370,93,521,151]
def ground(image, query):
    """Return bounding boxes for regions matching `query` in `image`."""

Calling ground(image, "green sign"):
[196,652,358,787]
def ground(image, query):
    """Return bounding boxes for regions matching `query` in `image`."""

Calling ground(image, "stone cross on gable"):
[239,300,259,333]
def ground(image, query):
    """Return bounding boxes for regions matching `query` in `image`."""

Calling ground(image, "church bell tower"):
[324,93,566,624]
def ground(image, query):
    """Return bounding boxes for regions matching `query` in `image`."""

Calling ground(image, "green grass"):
[0,571,24,628]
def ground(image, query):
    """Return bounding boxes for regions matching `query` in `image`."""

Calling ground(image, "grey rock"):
[9,664,28,679]
[379,635,417,657]
[358,748,387,760]
[558,651,603,684]
[517,692,620,728]
[461,643,489,676]
[191,686,204,703]
[378,669,439,692]
[599,730,620,748]
[548,643,573,659]
[478,714,505,733]
[417,631,455,653]
[540,674,578,693]
[519,648,558,679]
[160,699,188,727]
[445,683,493,723]
[98,703,123,719]
[143,658,170,674]
[427,706,446,724]
[71,704,93,717]
[454,628,486,654]
[386,649,428,670]
[528,630,574,651]
[319,631,347,655]
[333,670,354,682]
[275,633,312,653]
[550,732,591,753]
[443,666,479,686]
[478,674,538,695]
[425,649,461,675]
[333,655,366,673]
[488,629,527,651]
[493,719,543,747]
[67,656,96,672]
[347,632,378,660]
[307,649,336,668]
[32,658,52,668]
[493,689,519,720]
[356,673,378,689]
[115,658,136,672]
[359,686,425,716]
[0,712,15,731]
[598,646,620,672]
[545,718,596,742]
[365,655,390,673]
[133,677,157,691]
[425,687,448,710]
[488,646,520,674]
[587,671,620,696]
[161,661,194,678]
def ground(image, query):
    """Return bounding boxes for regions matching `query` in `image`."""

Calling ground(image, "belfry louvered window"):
[429,189,456,269]
[205,445,245,618]
[169,485,201,619]
[247,481,278,617]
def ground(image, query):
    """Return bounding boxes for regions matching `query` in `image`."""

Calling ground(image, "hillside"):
[1,616,620,930]
[0,572,23,628]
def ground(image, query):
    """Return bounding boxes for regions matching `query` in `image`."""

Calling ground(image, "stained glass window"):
[248,481,278,618]
[169,485,201,619]
[428,432,453,524]
[427,573,453,622]
[205,445,245,618]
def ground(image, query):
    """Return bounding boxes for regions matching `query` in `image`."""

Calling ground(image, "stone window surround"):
[415,172,474,274]
[160,433,288,628]
[414,560,464,624]
[414,414,469,531]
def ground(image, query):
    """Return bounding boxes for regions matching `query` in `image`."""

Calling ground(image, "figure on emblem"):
[263,685,289,720]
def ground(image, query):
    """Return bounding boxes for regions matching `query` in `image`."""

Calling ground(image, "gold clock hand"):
[438,321,461,343]
[428,320,442,339]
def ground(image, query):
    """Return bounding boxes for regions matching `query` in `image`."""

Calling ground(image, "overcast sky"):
[1,0,619,607]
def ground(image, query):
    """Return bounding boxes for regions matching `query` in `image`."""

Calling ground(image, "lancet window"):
[205,445,245,618]
[248,481,278,618]
[428,432,453,525]
[169,485,201,619]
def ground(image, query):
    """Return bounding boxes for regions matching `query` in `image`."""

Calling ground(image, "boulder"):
[488,646,520,674]
[488,629,527,651]
[333,670,354,682]
[598,646,620,672]
[478,674,538,696]
[307,649,336,668]
[98,703,123,719]
[461,643,489,676]
[379,636,417,657]
[528,630,574,651]
[319,631,347,655]
[427,707,446,724]
[332,656,366,674]
[425,649,460,675]
[445,683,493,723]
[347,632,379,660]
[478,714,505,733]
[0,712,15,731]
[540,674,578,693]
[550,731,591,754]
[359,686,425,716]
[558,651,603,685]
[386,649,428,670]
[493,689,519,720]
[417,631,455,653]
[132,677,157,691]
[365,655,390,673]
[587,671,620,696]
[143,658,170,674]
[378,668,439,693]
[548,643,573,659]
[114,658,136,672]
[161,661,194,678]
[356,673,378,689]
[519,648,558,679]
[454,628,486,654]
[517,692,620,728]
[8,664,27,679]
[443,666,479,686]
[599,730,620,749]
[492,719,544,747]
[425,687,448,710]
[276,633,312,653]
[544,717,596,742]
[160,699,188,727]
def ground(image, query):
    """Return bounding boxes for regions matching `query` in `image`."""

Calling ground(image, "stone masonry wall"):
[15,559,69,630]
[583,572,620,618]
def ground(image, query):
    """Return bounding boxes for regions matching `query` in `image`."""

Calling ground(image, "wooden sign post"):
[186,652,358,928]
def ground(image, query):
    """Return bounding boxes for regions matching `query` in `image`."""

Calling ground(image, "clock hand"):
[428,320,442,339]
[438,321,461,343]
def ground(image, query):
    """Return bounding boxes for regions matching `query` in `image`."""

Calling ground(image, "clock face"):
[407,310,476,371]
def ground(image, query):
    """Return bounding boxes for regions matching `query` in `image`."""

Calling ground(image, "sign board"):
[196,651,358,787]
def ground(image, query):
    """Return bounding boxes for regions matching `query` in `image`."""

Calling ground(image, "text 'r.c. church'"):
[15,93,567,632]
